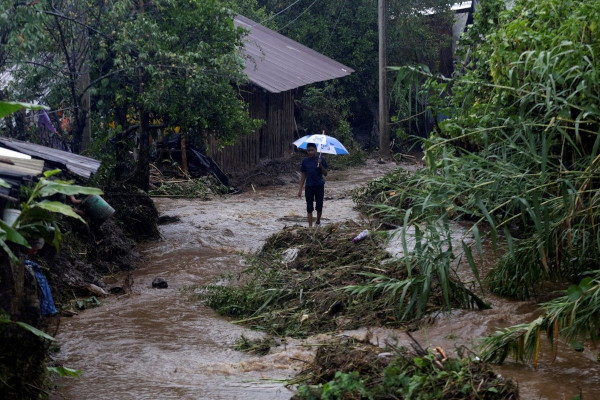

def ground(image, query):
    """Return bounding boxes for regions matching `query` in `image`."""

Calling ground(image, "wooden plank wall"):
[208,86,295,174]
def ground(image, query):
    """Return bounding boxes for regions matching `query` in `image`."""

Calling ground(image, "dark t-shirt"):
[301,156,328,187]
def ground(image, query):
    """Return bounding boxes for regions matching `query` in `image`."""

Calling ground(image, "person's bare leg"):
[307,212,313,227]
[316,211,322,225]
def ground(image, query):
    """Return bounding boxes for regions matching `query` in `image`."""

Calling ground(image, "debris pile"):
[149,174,232,199]
[293,339,518,399]
[103,186,160,240]
[234,335,277,355]
[229,153,303,189]
[200,222,484,337]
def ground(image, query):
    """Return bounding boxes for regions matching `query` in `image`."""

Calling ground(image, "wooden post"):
[135,0,150,191]
[378,0,390,159]
[181,133,188,175]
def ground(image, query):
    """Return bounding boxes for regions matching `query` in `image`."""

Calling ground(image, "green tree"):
[105,0,260,189]
[2,0,261,189]
[247,0,454,145]
[377,0,600,364]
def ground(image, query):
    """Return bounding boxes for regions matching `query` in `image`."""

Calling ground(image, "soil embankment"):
[38,186,159,304]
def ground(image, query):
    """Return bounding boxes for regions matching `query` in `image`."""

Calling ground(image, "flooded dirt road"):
[54,159,600,399]
[53,160,396,399]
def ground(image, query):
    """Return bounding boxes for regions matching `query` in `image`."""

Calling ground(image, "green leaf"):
[0,220,30,248]
[38,180,103,197]
[413,357,426,368]
[0,239,18,263]
[47,366,81,377]
[0,178,10,189]
[43,169,62,178]
[14,321,55,341]
[32,201,86,223]
[567,285,583,301]
[579,277,594,292]
[18,207,55,225]
[463,241,482,291]
[51,221,62,252]
[0,101,48,118]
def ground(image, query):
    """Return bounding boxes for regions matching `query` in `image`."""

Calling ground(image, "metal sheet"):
[234,15,354,93]
[0,138,100,179]
[0,156,44,179]
[0,147,31,160]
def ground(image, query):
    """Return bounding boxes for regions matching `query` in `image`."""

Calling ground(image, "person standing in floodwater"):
[298,142,328,227]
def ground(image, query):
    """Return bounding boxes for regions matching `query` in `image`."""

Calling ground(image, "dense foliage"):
[354,0,600,364]
[250,0,455,145]
[1,0,260,187]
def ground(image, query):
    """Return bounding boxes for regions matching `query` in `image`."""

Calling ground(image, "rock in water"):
[157,215,180,225]
[152,277,168,289]
[109,286,125,295]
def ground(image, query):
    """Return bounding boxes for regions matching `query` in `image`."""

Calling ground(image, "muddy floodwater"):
[54,160,600,400]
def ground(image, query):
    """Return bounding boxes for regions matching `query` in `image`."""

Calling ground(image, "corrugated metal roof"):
[0,156,44,179]
[0,148,31,160]
[0,138,100,179]
[234,15,354,93]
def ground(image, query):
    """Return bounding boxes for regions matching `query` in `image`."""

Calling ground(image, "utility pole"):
[378,0,389,159]
[75,5,91,152]
[136,0,150,191]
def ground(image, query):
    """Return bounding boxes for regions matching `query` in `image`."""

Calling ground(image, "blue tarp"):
[25,260,57,316]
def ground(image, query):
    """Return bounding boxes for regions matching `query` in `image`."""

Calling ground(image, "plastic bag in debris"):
[25,260,57,316]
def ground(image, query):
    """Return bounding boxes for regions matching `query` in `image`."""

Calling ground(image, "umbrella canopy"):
[293,134,349,155]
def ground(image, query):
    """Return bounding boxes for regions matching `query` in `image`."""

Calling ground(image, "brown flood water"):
[53,160,600,400]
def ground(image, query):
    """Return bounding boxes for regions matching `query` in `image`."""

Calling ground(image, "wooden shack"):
[207,15,354,174]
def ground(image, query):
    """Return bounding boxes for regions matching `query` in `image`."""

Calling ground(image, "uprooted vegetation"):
[234,335,277,355]
[149,174,232,199]
[292,339,518,400]
[199,222,486,337]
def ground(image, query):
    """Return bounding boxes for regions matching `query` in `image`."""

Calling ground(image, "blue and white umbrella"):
[293,134,349,155]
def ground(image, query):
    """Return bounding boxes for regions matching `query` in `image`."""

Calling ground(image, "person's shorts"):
[305,185,324,213]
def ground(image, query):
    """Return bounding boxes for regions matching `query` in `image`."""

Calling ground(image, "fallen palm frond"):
[293,339,518,400]
[481,271,600,365]
[198,222,486,337]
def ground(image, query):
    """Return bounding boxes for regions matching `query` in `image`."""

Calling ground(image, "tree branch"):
[78,68,127,99]
[43,10,112,40]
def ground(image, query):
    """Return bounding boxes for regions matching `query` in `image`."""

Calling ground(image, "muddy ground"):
[35,186,159,305]
[52,159,600,400]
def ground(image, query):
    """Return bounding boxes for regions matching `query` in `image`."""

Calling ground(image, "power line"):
[257,0,302,26]
[276,0,320,32]
[321,0,347,52]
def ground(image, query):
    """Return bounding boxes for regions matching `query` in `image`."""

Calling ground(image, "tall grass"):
[354,0,600,364]
[481,271,600,365]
